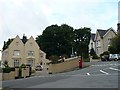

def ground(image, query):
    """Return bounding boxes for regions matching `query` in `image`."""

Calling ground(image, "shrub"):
[3,67,11,73]
[10,67,15,71]
[62,54,68,59]
[90,48,99,59]
[100,51,110,57]
[82,58,90,62]
[100,53,104,57]
[31,70,36,73]
[3,61,9,68]
[83,53,89,59]
[103,51,110,55]
[49,55,59,64]
[20,64,26,68]
[92,54,99,59]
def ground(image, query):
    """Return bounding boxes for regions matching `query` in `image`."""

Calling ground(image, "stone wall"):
[2,71,15,80]
[48,57,80,74]
[2,66,30,80]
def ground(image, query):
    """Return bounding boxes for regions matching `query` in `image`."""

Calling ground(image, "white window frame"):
[14,59,20,67]
[14,50,20,56]
[108,38,112,46]
[28,51,34,56]
[27,59,34,66]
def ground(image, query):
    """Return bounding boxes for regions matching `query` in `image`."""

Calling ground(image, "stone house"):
[89,28,117,56]
[2,35,50,70]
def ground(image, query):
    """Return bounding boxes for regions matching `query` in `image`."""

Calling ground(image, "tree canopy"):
[2,38,13,51]
[36,24,74,59]
[108,34,120,54]
[74,27,91,58]
[36,24,91,60]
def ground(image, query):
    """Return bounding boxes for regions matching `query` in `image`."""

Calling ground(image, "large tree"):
[36,24,74,59]
[3,38,13,51]
[74,27,91,58]
[36,24,91,60]
[108,34,120,54]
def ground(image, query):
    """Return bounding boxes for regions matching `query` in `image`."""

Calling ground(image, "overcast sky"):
[0,0,119,56]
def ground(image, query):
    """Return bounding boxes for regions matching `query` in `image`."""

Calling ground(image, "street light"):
[71,47,74,57]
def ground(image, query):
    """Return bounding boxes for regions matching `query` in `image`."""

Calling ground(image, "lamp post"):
[71,47,74,57]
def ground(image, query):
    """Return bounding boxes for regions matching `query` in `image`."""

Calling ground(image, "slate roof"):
[97,29,108,38]
[91,34,95,41]
[96,28,116,39]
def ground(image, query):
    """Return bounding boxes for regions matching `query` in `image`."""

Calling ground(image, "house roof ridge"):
[97,29,108,38]
[97,29,106,31]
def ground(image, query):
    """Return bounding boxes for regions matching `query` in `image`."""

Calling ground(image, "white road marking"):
[109,67,120,71]
[86,73,90,75]
[100,70,109,75]
[91,63,119,67]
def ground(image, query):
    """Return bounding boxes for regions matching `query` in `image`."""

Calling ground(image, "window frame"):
[13,50,20,56]
[28,51,34,56]
[14,59,20,67]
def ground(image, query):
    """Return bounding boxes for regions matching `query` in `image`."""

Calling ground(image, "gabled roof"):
[91,34,95,41]
[103,28,117,37]
[97,29,108,38]
[97,27,116,38]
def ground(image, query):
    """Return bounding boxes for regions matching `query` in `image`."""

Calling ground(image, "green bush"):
[3,61,9,68]
[83,58,90,62]
[3,67,11,73]
[31,70,36,73]
[90,48,99,59]
[20,64,26,68]
[103,51,109,55]
[49,55,59,64]
[100,51,110,57]
[62,54,68,59]
[92,54,99,59]
[10,67,15,71]
[83,53,89,59]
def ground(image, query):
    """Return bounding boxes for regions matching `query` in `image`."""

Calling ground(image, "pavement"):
[1,60,120,89]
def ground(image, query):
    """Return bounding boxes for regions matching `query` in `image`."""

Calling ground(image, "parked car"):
[109,54,120,61]
[118,54,120,60]
[35,65,42,71]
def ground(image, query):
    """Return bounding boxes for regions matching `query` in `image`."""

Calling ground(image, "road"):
[2,61,120,89]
